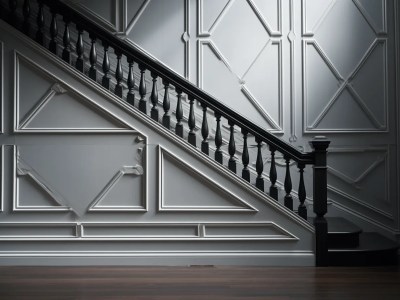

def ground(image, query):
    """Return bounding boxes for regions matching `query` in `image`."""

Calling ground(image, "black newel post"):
[310,136,330,267]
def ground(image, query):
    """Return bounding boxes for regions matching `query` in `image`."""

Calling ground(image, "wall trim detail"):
[157,145,257,212]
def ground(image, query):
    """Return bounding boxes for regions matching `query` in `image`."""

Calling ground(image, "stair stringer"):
[0,20,315,266]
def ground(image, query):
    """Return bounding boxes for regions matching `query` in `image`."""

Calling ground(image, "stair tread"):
[309,217,362,235]
[328,232,398,252]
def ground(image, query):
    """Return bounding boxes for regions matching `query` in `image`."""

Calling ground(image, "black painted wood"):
[114,51,123,97]
[228,121,236,173]
[35,0,44,45]
[8,0,17,27]
[201,104,209,155]
[188,96,196,146]
[150,72,159,121]
[214,113,223,164]
[75,26,84,72]
[297,163,307,220]
[49,11,58,54]
[269,147,278,200]
[88,35,97,81]
[175,88,183,138]
[101,42,110,89]
[255,137,264,191]
[162,79,170,129]
[62,18,71,63]
[22,0,30,35]
[138,65,147,113]
[126,58,135,105]
[284,156,293,210]
[241,129,250,182]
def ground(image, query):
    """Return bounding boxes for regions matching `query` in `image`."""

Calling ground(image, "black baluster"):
[241,129,250,182]
[62,18,71,63]
[150,72,159,121]
[101,42,110,89]
[284,156,293,210]
[75,26,84,72]
[255,137,264,191]
[22,0,31,35]
[188,96,196,146]
[127,58,135,105]
[114,51,123,97]
[269,147,278,200]
[228,121,236,173]
[9,0,17,27]
[215,113,223,164]
[298,163,307,220]
[49,11,58,55]
[88,35,97,81]
[162,79,170,129]
[175,88,183,137]
[36,0,44,45]
[138,65,147,113]
[201,104,209,155]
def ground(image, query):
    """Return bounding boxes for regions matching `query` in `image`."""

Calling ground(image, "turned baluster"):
[49,11,58,55]
[150,73,159,121]
[162,80,170,129]
[201,104,209,155]
[88,35,97,81]
[22,0,31,35]
[138,65,147,113]
[101,42,110,89]
[298,163,307,220]
[241,129,250,182]
[75,26,84,72]
[188,96,196,146]
[114,51,123,97]
[269,147,278,200]
[175,88,183,137]
[127,58,135,105]
[215,113,223,164]
[228,121,236,173]
[255,137,264,191]
[62,18,71,63]
[284,156,293,210]
[36,0,44,45]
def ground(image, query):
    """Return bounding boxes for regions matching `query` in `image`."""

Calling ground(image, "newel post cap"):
[309,136,330,150]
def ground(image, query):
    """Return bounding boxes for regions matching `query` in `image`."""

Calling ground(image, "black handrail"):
[0,0,330,266]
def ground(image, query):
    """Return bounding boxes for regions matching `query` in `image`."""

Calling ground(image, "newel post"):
[310,136,330,267]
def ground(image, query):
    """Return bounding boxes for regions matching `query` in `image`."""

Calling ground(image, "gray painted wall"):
[0,19,315,265]
[64,0,400,240]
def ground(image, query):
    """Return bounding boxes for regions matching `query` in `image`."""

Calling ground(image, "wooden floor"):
[0,266,399,299]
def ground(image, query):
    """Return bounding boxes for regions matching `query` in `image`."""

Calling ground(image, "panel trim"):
[14,51,138,133]
[0,40,3,134]
[158,145,258,212]
[0,145,3,212]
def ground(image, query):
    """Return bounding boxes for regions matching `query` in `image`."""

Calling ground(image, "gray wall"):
[65,0,400,240]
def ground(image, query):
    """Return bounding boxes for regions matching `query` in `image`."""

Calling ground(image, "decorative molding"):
[353,0,387,35]
[124,0,151,36]
[0,146,3,212]
[303,39,388,133]
[0,40,3,134]
[158,145,257,212]
[1,23,314,232]
[0,221,297,241]
[395,0,400,231]
[14,51,139,133]
[301,0,336,37]
[288,0,296,142]
[13,146,72,212]
[246,0,282,37]
[184,0,190,79]
[88,165,146,212]
[197,0,234,37]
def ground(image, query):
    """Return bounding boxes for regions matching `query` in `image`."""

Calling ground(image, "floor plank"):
[0,266,399,299]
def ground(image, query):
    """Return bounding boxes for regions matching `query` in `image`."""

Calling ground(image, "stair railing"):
[1,0,331,266]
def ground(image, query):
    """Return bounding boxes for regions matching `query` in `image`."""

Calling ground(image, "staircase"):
[0,0,398,267]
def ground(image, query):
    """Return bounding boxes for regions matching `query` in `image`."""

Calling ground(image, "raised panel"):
[15,53,135,132]
[158,146,257,212]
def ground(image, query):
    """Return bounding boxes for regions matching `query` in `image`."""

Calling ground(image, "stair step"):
[327,232,399,266]
[309,217,362,248]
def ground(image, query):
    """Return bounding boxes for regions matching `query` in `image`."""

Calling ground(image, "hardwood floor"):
[0,266,399,299]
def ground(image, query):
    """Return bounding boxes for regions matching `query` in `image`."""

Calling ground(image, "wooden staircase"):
[323,217,398,266]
